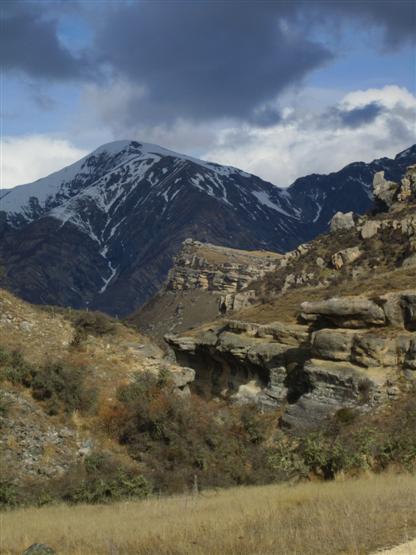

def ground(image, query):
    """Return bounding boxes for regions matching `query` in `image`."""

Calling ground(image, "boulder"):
[312,329,355,361]
[360,220,381,239]
[331,246,362,269]
[373,171,399,208]
[22,545,56,555]
[330,211,355,232]
[169,366,195,389]
[402,253,416,268]
[401,294,416,330]
[300,297,386,328]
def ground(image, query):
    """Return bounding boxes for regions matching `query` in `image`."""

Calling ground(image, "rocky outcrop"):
[166,287,416,429]
[300,297,386,328]
[330,211,355,232]
[373,165,416,210]
[166,319,311,408]
[167,239,282,295]
[331,246,362,270]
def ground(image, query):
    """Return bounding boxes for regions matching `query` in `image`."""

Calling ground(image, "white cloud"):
[3,86,414,192]
[1,135,88,189]
[203,85,416,186]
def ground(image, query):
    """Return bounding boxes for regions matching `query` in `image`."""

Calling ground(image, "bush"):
[0,346,97,416]
[0,348,34,387]
[71,311,116,345]
[31,362,97,415]
[0,391,12,419]
[61,451,150,504]
[0,479,18,508]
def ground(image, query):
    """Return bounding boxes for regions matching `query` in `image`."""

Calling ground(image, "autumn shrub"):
[71,310,116,345]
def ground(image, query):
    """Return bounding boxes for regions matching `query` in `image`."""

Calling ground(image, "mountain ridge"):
[0,141,415,315]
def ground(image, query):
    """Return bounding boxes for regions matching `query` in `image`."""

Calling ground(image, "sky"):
[1,0,415,189]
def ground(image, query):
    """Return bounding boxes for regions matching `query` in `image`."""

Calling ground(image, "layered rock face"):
[167,239,282,312]
[167,239,281,293]
[167,289,416,429]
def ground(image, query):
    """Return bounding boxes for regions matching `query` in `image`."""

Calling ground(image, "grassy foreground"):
[1,474,416,555]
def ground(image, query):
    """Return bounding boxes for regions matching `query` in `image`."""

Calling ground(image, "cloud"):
[1,135,88,189]
[0,2,94,80]
[317,0,416,49]
[93,2,332,124]
[2,87,414,191]
[202,85,416,186]
[328,102,385,129]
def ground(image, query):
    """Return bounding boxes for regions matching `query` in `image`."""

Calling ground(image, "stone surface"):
[330,211,355,232]
[373,171,399,208]
[22,545,55,555]
[402,253,416,268]
[361,220,381,239]
[331,246,362,269]
[300,297,386,328]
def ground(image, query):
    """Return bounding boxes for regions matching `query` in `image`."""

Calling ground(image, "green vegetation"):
[0,346,97,415]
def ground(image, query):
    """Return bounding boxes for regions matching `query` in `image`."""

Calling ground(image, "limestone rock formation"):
[166,288,416,429]
[167,239,282,295]
[330,211,355,232]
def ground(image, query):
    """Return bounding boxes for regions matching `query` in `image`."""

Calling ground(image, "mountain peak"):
[0,143,415,316]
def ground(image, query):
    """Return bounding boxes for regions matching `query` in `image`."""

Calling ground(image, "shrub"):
[0,391,12,419]
[335,407,357,425]
[62,452,151,504]
[31,362,97,415]
[0,348,34,387]
[71,311,116,345]
[0,479,18,508]
[0,346,97,416]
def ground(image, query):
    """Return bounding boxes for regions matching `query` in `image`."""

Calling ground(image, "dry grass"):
[1,474,415,555]
[195,243,282,265]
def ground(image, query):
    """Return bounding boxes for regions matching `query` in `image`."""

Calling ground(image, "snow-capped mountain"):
[0,141,415,315]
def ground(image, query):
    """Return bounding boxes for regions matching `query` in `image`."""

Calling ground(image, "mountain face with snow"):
[0,141,415,315]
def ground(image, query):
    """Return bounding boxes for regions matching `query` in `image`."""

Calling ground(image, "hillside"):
[0,142,414,316]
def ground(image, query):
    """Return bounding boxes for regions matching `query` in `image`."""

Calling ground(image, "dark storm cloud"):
[1,0,414,124]
[318,0,416,49]
[93,2,332,123]
[0,1,93,80]
[250,105,283,128]
[337,102,385,128]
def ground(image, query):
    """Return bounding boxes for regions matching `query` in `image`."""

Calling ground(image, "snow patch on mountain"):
[252,190,297,219]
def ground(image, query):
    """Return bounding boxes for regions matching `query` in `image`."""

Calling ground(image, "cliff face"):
[132,240,284,338]
[164,166,416,429]
[166,239,282,294]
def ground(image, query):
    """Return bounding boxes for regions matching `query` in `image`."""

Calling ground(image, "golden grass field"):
[1,474,415,555]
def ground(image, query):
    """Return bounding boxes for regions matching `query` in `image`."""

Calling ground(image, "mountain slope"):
[0,141,415,315]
